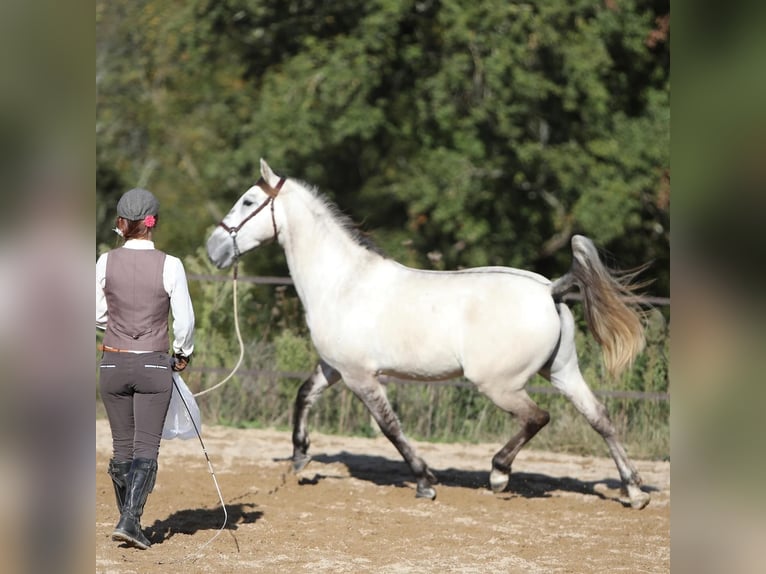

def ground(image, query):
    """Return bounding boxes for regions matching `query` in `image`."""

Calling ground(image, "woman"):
[96,188,195,549]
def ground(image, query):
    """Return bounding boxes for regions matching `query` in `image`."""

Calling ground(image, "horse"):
[206,159,651,509]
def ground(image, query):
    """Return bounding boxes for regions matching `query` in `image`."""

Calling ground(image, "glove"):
[172,353,191,372]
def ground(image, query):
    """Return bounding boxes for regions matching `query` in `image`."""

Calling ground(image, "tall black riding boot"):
[112,457,157,550]
[107,459,132,513]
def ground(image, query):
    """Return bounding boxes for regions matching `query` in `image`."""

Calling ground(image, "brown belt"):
[98,344,146,353]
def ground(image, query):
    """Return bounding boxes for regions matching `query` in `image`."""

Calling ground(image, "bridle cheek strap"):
[217,177,285,259]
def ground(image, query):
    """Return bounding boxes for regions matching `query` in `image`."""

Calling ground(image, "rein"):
[193,261,245,399]
[217,177,285,259]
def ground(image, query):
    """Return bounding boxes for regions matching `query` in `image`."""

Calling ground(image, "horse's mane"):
[296,180,387,257]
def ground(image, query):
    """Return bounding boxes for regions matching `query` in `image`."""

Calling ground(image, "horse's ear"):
[260,158,277,186]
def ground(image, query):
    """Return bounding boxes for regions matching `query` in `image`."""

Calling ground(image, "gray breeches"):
[99,351,173,461]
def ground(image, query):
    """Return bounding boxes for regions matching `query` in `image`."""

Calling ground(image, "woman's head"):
[114,188,159,240]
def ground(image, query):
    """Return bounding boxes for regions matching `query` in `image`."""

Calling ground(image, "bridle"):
[200,176,286,399]
[217,176,286,260]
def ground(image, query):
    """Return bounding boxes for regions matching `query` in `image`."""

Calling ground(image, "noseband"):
[217,177,286,260]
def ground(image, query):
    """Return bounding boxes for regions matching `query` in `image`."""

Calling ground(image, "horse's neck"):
[279,187,374,307]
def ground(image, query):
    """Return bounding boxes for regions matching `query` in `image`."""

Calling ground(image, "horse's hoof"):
[416,484,437,500]
[489,468,509,493]
[630,491,652,510]
[292,454,311,473]
[628,487,651,510]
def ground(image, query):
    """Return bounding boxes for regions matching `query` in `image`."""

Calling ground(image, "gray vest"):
[102,248,170,352]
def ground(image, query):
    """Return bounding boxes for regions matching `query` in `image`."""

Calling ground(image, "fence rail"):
[189,367,670,402]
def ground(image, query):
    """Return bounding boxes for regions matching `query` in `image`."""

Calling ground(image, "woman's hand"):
[172,353,190,372]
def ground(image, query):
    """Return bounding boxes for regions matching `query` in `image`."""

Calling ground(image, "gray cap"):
[116,188,160,220]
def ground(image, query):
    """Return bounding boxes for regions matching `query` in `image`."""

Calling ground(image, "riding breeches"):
[99,351,173,461]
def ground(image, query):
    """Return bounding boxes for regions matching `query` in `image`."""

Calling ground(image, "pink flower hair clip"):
[143,215,156,228]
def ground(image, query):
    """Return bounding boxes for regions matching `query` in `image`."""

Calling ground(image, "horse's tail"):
[551,235,647,379]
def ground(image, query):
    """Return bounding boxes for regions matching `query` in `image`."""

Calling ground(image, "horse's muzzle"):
[206,230,236,269]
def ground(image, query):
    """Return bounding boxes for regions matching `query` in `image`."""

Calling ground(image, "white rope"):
[193,261,245,398]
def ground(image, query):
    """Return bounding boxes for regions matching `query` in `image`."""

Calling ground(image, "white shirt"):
[96,239,195,356]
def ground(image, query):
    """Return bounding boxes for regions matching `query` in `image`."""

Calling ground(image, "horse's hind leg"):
[546,365,650,509]
[544,303,650,509]
[291,360,341,472]
[481,387,551,494]
[345,373,438,499]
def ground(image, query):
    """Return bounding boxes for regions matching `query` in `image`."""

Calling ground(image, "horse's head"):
[206,159,285,269]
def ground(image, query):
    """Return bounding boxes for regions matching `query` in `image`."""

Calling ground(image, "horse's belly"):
[374,343,464,381]
[311,317,463,379]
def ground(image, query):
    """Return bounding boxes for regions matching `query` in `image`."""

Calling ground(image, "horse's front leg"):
[292,360,341,472]
[346,374,438,499]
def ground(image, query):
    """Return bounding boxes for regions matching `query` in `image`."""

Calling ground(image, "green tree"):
[97,0,669,318]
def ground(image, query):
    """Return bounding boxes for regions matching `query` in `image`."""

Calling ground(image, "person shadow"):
[296,451,658,507]
[144,503,263,546]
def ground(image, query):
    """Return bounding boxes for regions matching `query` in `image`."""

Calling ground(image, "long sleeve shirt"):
[96,239,195,356]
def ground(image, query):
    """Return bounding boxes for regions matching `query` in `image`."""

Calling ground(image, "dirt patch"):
[96,419,669,573]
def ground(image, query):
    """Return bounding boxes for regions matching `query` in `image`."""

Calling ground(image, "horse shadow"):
[299,451,658,507]
[141,502,263,546]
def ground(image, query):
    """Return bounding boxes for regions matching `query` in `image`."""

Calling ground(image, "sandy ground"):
[95,419,670,573]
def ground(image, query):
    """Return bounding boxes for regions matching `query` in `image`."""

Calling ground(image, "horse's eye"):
[243,199,253,207]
